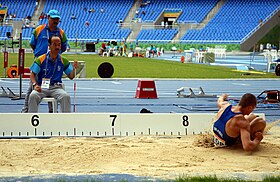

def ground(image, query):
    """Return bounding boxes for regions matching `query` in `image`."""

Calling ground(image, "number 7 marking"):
[110,115,117,126]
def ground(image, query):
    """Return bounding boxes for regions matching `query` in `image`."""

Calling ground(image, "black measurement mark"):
[185,128,188,135]
[112,128,114,136]
[74,128,76,136]
[148,128,151,135]
[34,128,37,136]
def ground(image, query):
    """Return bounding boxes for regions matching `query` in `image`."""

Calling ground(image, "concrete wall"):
[241,9,280,51]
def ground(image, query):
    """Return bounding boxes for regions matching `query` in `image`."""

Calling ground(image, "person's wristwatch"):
[32,82,37,89]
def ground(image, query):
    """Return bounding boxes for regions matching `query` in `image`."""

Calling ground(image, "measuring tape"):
[0,113,265,138]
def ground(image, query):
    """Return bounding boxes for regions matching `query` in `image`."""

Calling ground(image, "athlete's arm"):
[238,117,263,151]
[217,94,230,108]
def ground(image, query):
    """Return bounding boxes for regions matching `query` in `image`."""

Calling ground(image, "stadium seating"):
[136,28,178,43]
[180,0,280,43]
[135,0,219,42]
[21,28,34,40]
[0,26,12,40]
[0,0,35,19]
[135,0,219,23]
[0,0,278,44]
[39,0,134,41]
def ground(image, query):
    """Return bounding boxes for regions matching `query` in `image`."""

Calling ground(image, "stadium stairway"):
[125,0,142,41]
[32,0,46,25]
[173,0,225,41]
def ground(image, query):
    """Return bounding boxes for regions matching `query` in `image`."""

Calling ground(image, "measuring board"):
[0,113,265,138]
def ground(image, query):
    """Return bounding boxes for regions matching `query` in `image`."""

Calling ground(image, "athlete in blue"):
[213,93,266,151]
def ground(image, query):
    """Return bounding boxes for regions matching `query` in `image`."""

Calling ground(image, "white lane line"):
[111,81,122,85]
[232,83,251,86]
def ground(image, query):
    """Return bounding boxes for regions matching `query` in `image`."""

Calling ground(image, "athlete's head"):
[239,93,257,115]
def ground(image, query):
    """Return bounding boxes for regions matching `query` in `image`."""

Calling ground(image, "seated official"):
[28,35,78,113]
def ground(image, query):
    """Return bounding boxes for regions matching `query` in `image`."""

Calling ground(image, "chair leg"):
[53,99,58,113]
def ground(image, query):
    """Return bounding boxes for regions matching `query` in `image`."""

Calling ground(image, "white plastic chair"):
[270,49,278,60]
[195,50,205,63]
[41,98,58,113]
[40,84,65,113]
[267,54,279,72]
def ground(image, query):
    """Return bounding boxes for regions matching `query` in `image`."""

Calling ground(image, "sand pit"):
[0,124,279,181]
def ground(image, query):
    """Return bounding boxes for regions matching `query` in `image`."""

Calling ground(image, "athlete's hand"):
[221,93,228,100]
[254,132,263,141]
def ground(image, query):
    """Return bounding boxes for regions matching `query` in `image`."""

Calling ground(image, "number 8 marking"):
[182,115,189,127]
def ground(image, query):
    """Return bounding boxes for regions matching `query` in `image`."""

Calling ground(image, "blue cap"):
[47,9,61,19]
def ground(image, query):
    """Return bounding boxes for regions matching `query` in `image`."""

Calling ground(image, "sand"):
[0,123,280,181]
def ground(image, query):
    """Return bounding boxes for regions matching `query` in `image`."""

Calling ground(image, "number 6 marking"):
[31,115,40,127]
[110,115,117,126]
[182,115,189,127]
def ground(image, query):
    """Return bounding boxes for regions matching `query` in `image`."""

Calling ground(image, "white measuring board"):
[119,113,215,136]
[0,113,265,138]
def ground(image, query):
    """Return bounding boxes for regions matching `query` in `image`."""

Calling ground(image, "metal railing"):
[140,24,179,30]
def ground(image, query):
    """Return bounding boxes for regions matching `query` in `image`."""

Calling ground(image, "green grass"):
[174,176,280,182]
[0,53,277,79]
[53,175,280,182]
